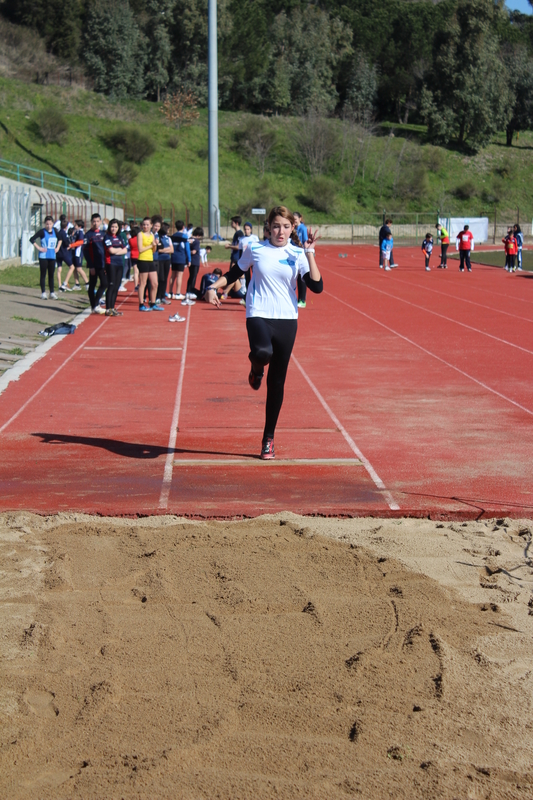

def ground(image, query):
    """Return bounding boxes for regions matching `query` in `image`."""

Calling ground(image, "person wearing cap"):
[436,222,450,269]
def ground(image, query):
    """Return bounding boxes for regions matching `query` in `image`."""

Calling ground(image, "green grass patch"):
[7,347,24,355]
[0,265,41,287]
[12,315,47,325]
[450,250,533,270]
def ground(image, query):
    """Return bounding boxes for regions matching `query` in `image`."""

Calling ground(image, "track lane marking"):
[0,317,109,434]
[323,290,533,418]
[291,354,400,511]
[158,306,192,509]
[384,276,533,324]
[321,259,533,356]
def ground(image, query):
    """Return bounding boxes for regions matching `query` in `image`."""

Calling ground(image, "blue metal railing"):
[0,158,125,205]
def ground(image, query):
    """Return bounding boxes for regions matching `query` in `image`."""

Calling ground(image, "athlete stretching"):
[207,206,323,459]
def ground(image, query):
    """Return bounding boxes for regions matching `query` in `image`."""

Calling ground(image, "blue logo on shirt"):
[279,257,296,267]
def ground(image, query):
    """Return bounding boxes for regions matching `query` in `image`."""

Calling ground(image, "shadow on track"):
[32,432,257,459]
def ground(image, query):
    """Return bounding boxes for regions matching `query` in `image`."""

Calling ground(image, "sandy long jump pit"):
[1,512,532,799]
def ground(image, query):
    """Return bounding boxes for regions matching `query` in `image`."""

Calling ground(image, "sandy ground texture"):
[1,512,532,800]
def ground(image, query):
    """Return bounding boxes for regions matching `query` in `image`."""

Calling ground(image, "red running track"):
[0,246,532,519]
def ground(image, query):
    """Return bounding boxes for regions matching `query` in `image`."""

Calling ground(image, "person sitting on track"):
[200,267,223,302]
[206,205,323,460]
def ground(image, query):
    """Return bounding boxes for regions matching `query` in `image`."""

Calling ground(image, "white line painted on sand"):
[291,354,400,511]
[159,307,192,509]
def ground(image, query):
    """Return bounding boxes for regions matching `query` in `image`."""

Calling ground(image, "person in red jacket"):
[456,225,474,272]
[502,227,518,272]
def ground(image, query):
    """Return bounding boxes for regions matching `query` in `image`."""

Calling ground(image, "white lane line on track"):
[159,306,192,509]
[324,291,533,418]
[0,316,108,434]
[322,260,533,356]
[389,276,533,324]
[84,346,183,350]
[291,354,400,511]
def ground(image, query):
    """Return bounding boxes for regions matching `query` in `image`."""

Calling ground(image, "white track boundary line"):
[325,291,533,418]
[390,275,533,324]
[291,354,400,511]
[0,289,136,431]
[322,259,533,356]
[0,314,106,434]
[0,305,92,397]
[158,306,192,509]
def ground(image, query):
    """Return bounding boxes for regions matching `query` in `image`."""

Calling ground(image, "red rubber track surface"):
[1,246,532,519]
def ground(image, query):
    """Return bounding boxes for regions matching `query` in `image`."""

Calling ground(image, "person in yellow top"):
[436,223,450,269]
[137,217,162,311]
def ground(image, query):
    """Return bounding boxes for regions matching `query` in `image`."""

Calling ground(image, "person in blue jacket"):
[30,215,61,299]
[294,211,309,307]
[170,220,191,300]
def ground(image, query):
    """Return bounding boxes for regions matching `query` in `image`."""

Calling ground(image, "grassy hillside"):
[1,76,533,224]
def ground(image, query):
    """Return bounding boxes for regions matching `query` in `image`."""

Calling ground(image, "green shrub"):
[397,163,430,201]
[453,180,477,200]
[300,176,337,214]
[167,134,179,149]
[113,154,138,186]
[423,145,445,174]
[31,108,69,145]
[103,126,156,164]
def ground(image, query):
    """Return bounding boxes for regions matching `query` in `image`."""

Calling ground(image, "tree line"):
[3,0,533,151]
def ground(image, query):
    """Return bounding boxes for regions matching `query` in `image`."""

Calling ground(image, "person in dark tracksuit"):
[83,213,107,314]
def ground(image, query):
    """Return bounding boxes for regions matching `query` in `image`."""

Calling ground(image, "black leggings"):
[246,317,298,441]
[157,260,171,300]
[88,267,108,309]
[459,250,471,271]
[40,259,56,293]
[105,262,122,310]
[297,274,307,303]
[187,263,199,295]
[440,244,449,266]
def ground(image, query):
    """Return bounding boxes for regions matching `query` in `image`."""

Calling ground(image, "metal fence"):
[0,185,31,261]
[0,158,125,207]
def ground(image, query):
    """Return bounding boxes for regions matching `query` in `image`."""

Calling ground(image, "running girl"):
[30,215,61,299]
[207,206,323,459]
[421,233,433,271]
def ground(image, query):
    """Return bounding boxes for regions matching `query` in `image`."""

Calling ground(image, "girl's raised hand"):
[305,228,320,248]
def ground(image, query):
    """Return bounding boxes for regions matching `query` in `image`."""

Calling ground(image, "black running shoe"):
[260,438,275,460]
[248,368,263,391]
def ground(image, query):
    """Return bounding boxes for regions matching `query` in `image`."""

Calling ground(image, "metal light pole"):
[208,0,219,238]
